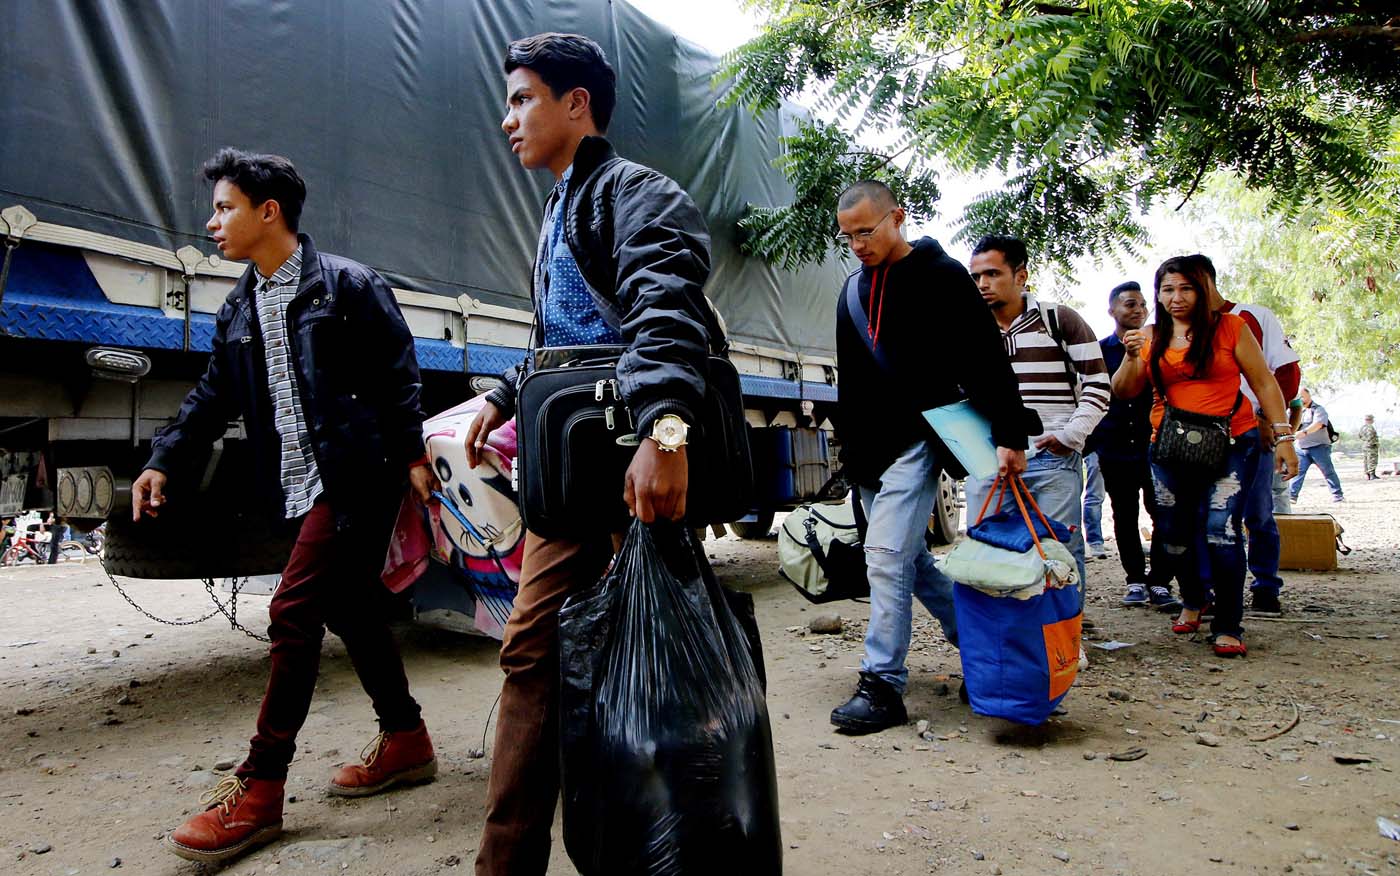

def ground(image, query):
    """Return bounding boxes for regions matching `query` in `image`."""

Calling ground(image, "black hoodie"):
[834,237,1039,489]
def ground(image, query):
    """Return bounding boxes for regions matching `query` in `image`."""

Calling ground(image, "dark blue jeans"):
[1243,441,1284,595]
[1150,431,1260,640]
[1290,444,1344,501]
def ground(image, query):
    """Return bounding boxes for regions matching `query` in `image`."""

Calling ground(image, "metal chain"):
[100,560,270,642]
[201,575,271,643]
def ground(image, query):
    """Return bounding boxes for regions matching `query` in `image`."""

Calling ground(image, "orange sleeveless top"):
[1139,313,1255,438]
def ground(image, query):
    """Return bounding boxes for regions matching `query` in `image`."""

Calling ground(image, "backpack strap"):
[801,516,836,577]
[1035,299,1080,403]
[845,271,895,374]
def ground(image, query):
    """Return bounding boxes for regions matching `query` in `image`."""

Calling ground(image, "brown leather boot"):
[165,775,284,864]
[328,721,437,797]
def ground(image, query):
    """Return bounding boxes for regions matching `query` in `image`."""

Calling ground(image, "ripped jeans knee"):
[1205,471,1245,546]
[1153,479,1176,508]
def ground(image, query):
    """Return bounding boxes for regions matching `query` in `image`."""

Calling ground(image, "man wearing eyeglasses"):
[829,181,1039,733]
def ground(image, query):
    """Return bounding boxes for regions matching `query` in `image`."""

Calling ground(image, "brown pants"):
[475,530,614,876]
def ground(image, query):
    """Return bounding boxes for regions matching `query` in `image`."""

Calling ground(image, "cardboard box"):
[1276,514,1342,571]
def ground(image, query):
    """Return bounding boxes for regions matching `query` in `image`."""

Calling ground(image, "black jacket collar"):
[568,136,618,190]
[291,233,326,300]
[231,232,325,307]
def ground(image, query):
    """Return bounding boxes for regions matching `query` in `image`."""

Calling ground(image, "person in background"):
[1085,281,1181,611]
[1082,453,1106,560]
[1360,414,1380,480]
[1112,256,1297,658]
[1290,388,1345,503]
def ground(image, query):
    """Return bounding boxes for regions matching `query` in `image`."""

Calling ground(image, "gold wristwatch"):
[649,414,690,452]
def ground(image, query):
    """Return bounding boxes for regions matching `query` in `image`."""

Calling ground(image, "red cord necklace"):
[868,266,888,349]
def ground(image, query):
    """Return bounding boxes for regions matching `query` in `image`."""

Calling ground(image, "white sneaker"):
[1078,646,1089,671]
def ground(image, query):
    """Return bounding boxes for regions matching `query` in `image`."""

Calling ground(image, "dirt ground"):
[3,455,1398,876]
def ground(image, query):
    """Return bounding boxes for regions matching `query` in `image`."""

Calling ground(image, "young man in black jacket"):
[133,150,440,865]
[464,33,719,875]
[830,181,1037,733]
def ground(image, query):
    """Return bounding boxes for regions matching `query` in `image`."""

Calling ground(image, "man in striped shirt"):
[966,236,1110,624]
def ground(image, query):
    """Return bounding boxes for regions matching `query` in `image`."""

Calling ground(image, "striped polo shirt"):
[999,294,1110,452]
[254,245,324,518]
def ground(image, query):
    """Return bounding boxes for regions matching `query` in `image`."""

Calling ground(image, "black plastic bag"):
[559,520,782,875]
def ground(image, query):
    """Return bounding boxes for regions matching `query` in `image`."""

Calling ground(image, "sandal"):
[1172,612,1202,634]
[1212,636,1247,658]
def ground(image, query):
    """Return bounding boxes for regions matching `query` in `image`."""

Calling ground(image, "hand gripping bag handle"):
[972,474,1061,562]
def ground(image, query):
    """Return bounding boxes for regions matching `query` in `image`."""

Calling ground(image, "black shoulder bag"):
[515,345,752,538]
[1148,351,1243,476]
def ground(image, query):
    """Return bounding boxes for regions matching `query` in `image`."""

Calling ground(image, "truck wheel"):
[101,512,296,580]
[727,511,776,540]
[925,470,962,547]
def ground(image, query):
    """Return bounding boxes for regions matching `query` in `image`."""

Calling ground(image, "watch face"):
[657,419,684,446]
[655,414,688,447]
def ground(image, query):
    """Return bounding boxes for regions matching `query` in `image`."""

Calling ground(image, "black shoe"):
[1249,589,1282,617]
[831,672,908,734]
[958,680,970,705]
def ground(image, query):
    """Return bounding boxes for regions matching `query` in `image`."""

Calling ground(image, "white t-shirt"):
[1227,301,1299,406]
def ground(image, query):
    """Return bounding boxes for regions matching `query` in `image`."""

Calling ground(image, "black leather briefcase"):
[515,346,754,538]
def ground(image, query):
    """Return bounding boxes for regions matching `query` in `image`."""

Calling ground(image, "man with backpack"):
[1290,388,1345,503]
[966,236,1110,655]
[829,182,1037,734]
[464,33,722,875]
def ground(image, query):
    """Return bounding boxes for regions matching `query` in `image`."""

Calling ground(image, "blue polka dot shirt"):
[541,167,624,348]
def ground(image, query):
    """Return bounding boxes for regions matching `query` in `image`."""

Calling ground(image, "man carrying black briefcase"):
[464,33,736,876]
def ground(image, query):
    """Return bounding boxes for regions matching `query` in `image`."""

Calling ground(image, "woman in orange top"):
[1112,256,1297,657]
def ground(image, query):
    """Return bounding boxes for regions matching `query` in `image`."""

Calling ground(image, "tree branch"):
[1293,24,1400,44]
[1282,1,1400,19]
[817,0,903,33]
[840,143,916,167]
[1175,153,1213,212]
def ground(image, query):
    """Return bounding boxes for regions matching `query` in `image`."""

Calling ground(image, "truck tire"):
[101,512,296,580]
[925,469,962,547]
[727,511,776,540]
